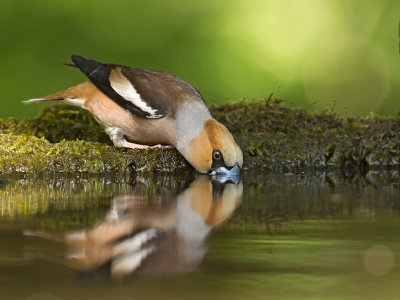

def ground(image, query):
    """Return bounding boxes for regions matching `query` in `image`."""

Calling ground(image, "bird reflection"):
[24,176,242,279]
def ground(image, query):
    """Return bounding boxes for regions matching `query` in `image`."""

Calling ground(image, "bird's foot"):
[121,141,173,150]
[150,144,174,149]
[121,141,151,149]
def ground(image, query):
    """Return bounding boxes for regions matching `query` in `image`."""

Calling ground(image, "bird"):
[25,55,243,175]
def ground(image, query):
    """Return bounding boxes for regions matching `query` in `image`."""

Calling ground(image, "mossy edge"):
[1,99,400,174]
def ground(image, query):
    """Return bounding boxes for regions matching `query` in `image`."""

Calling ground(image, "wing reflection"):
[24,176,242,279]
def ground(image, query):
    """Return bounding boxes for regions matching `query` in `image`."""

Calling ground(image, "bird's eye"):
[213,149,222,161]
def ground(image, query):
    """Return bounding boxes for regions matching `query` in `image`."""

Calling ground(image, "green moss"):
[0,133,188,174]
[0,105,190,174]
[210,99,400,171]
[0,106,109,143]
[34,105,111,143]
[1,99,400,174]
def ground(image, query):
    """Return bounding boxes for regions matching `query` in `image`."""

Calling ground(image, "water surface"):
[0,171,399,300]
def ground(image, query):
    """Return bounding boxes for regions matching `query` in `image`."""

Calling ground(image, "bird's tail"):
[64,55,108,81]
[23,82,94,108]
[23,91,68,104]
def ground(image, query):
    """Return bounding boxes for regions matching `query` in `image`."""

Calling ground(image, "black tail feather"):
[64,63,78,68]
[70,55,105,77]
[71,55,87,68]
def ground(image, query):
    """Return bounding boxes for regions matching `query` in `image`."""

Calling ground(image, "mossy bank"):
[1,100,400,174]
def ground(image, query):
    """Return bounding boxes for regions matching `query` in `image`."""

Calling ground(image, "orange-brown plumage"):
[42,81,97,101]
[204,119,243,168]
[188,120,242,173]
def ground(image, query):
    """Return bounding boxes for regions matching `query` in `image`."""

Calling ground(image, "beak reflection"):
[24,175,243,279]
[209,163,241,176]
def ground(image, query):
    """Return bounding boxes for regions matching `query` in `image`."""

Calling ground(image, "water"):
[0,171,399,300]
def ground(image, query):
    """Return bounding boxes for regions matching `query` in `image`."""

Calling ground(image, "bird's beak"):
[208,163,240,177]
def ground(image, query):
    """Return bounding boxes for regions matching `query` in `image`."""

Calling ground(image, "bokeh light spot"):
[363,244,395,276]
[225,0,344,81]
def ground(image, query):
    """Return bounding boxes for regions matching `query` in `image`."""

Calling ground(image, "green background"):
[1,0,399,118]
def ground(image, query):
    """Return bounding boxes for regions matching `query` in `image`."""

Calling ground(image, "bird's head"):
[188,119,243,176]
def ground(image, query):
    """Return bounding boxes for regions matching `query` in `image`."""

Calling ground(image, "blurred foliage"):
[1,0,400,118]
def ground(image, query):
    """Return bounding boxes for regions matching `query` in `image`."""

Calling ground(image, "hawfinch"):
[25,55,243,175]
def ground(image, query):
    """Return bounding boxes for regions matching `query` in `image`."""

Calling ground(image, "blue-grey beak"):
[209,163,240,177]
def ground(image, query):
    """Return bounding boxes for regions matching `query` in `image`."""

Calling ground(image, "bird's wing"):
[69,55,203,119]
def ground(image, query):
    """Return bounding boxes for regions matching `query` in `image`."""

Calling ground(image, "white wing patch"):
[64,98,86,108]
[110,73,162,118]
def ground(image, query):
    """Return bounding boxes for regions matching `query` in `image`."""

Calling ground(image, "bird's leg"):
[105,127,148,149]
[105,127,173,150]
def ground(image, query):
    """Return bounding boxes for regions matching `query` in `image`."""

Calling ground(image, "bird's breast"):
[84,90,176,145]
